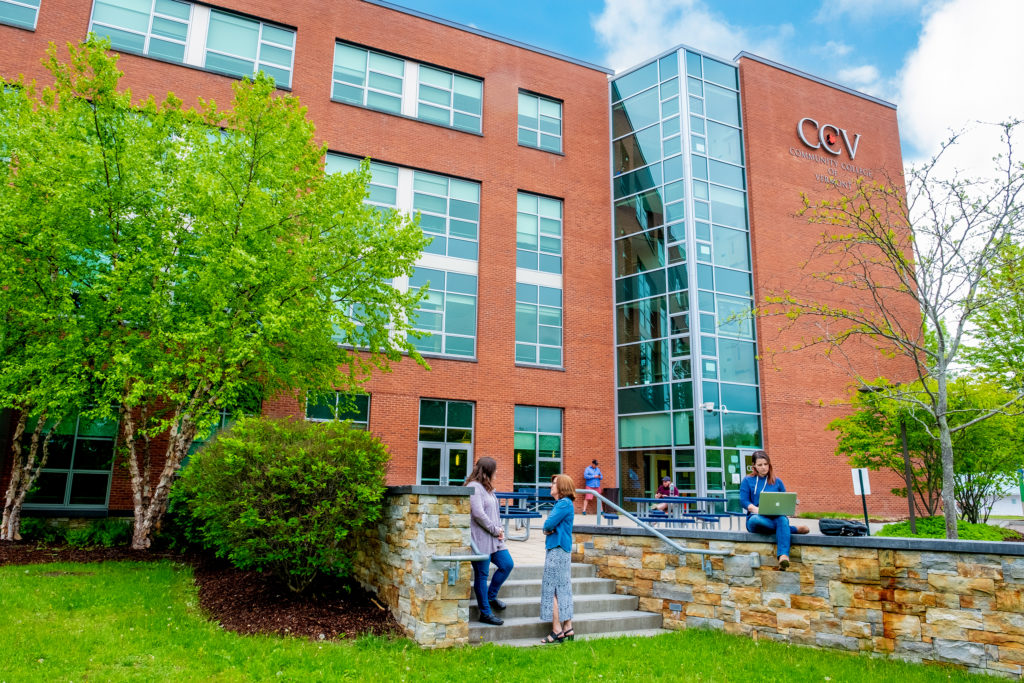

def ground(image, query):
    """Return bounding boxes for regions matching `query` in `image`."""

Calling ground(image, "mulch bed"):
[0,542,402,641]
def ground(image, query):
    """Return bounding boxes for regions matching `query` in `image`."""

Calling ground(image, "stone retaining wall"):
[573,525,1024,678]
[347,486,473,648]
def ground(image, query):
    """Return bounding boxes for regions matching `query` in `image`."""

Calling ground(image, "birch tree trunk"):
[0,411,50,542]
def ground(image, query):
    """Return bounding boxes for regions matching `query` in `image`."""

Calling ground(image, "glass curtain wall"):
[611,48,762,511]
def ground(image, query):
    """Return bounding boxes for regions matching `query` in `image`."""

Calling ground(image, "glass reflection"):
[617,340,669,387]
[615,228,664,277]
[614,190,664,237]
[616,296,668,344]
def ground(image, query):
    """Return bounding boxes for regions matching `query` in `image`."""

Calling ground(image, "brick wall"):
[0,0,616,508]
[739,56,919,516]
[575,525,1024,677]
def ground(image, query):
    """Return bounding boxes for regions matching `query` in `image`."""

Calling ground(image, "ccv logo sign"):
[797,117,861,161]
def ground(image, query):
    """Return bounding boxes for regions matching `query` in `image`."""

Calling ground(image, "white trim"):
[184,4,208,67]
[515,268,561,289]
[417,252,478,276]
[402,61,418,117]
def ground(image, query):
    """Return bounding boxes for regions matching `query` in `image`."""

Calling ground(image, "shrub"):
[877,516,1016,541]
[66,518,133,548]
[176,416,390,593]
[19,517,64,544]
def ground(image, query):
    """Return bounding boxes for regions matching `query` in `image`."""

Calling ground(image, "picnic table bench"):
[495,491,551,541]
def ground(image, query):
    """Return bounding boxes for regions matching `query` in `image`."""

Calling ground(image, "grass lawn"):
[0,561,990,682]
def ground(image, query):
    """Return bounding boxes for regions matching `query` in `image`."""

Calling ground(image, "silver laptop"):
[758,492,796,516]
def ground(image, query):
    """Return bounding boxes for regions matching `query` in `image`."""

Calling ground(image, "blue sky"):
[387,0,1023,175]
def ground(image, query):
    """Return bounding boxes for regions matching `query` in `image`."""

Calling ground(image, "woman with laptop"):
[739,450,810,569]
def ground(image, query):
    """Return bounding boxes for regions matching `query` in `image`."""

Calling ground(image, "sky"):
[386,0,1024,177]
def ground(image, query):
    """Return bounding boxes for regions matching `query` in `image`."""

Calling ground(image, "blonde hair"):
[552,474,576,501]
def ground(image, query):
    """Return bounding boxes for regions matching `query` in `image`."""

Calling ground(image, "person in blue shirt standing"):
[581,459,603,515]
[740,450,809,569]
[540,474,575,643]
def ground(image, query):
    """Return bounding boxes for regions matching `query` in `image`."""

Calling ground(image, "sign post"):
[852,468,871,536]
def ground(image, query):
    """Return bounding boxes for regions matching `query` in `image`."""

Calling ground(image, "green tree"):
[763,121,1024,538]
[830,378,1022,524]
[0,39,428,548]
[962,240,1024,392]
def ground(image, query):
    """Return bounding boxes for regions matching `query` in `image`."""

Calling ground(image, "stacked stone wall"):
[347,486,474,648]
[574,525,1024,678]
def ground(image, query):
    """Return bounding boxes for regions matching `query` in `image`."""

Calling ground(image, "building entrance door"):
[418,443,472,486]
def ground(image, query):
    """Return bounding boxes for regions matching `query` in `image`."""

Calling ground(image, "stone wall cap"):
[573,524,1024,556]
[385,485,471,497]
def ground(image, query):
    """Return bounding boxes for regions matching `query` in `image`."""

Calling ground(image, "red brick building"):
[0,0,912,517]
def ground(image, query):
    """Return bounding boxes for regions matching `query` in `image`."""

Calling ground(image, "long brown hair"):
[750,450,776,485]
[466,456,497,492]
[552,474,576,501]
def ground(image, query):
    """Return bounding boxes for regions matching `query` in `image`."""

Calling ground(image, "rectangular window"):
[418,399,473,486]
[414,170,480,261]
[417,66,482,134]
[24,413,117,509]
[205,9,295,87]
[90,0,192,63]
[305,392,370,430]
[410,267,477,358]
[325,154,399,211]
[513,405,562,490]
[518,92,562,153]
[0,0,39,30]
[516,192,562,273]
[515,283,562,367]
[332,42,404,115]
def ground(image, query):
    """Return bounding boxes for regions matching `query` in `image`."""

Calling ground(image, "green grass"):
[877,516,1019,540]
[0,561,990,682]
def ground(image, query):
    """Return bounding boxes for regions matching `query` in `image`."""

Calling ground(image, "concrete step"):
[497,576,616,599]
[469,609,664,643]
[470,592,639,619]
[491,563,595,581]
[488,628,673,648]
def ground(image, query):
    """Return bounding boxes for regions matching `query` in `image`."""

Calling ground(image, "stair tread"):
[470,609,662,630]
[478,593,636,607]
[476,628,673,648]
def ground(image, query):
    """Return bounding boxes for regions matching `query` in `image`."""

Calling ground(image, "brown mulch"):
[0,542,402,641]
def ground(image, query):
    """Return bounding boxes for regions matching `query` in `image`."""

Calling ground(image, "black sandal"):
[541,630,564,644]
[562,628,575,641]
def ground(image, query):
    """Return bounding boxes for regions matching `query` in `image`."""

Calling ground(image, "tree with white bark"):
[0,39,428,548]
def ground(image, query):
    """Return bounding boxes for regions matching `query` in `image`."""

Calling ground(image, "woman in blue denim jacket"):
[740,450,809,569]
[540,474,575,643]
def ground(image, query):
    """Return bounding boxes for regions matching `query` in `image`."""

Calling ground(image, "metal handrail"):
[578,489,745,576]
[430,537,488,585]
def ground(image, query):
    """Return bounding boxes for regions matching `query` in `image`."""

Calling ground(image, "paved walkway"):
[502,512,887,566]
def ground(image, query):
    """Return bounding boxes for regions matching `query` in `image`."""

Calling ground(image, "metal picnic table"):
[625,496,730,529]
[494,491,553,541]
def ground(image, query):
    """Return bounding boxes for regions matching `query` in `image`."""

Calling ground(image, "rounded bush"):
[877,516,1017,541]
[176,416,390,593]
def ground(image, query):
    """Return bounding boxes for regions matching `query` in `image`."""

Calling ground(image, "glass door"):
[418,443,471,485]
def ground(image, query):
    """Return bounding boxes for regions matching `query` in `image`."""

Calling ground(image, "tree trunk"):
[937,414,958,539]
[129,413,198,550]
[0,411,48,542]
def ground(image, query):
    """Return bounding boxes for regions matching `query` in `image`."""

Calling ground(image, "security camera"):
[700,402,715,412]
[720,404,729,415]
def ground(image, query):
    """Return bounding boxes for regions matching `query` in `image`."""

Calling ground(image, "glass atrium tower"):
[611,47,761,511]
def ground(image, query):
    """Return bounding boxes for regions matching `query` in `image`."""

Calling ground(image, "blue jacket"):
[583,465,603,488]
[739,475,786,514]
[543,498,574,552]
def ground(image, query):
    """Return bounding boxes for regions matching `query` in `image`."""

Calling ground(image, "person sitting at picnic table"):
[654,475,679,512]
[465,456,514,625]
[739,450,810,570]
[581,459,603,515]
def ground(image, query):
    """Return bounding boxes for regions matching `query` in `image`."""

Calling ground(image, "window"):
[88,2,295,87]
[418,399,473,486]
[90,0,191,62]
[24,413,117,509]
[305,392,370,430]
[205,10,294,87]
[516,192,562,273]
[513,406,562,489]
[414,170,480,260]
[518,92,562,152]
[515,283,562,367]
[0,0,39,30]
[410,267,477,358]
[417,66,482,133]
[332,43,404,114]
[325,154,399,211]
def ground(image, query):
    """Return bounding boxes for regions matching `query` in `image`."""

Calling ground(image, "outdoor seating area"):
[495,490,553,541]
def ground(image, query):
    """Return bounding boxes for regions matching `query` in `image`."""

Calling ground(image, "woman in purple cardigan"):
[465,457,514,625]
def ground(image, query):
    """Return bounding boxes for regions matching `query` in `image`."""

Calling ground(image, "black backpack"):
[819,518,868,537]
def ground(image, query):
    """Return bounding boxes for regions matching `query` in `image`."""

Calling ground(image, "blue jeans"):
[746,514,799,557]
[471,549,514,616]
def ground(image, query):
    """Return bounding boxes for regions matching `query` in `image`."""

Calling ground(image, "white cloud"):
[837,65,881,87]
[593,0,790,73]
[898,0,1024,176]
[812,40,853,58]
[815,0,924,23]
